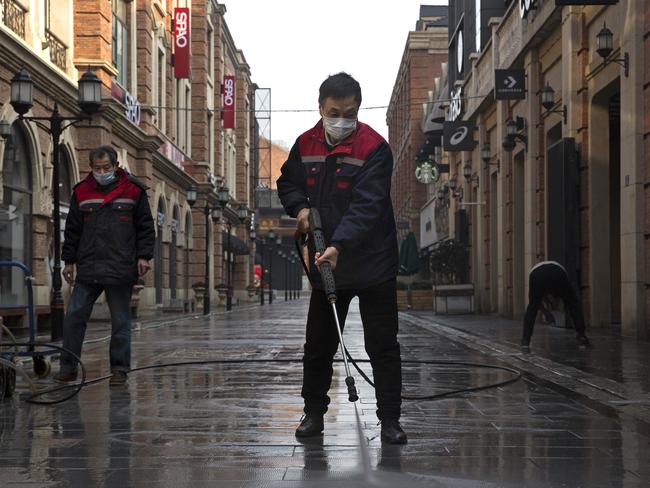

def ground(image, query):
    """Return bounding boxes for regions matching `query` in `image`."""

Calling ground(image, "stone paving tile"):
[1,299,649,487]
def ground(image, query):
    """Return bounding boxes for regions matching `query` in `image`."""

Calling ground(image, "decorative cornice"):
[73,59,119,77]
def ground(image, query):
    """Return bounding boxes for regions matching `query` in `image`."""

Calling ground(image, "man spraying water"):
[277,72,406,444]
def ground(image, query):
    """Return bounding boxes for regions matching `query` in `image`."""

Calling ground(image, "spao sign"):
[174,8,190,78]
[519,0,538,18]
[223,75,235,129]
[448,86,463,122]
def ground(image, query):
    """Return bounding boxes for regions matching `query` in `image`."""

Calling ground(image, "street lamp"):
[267,229,276,304]
[187,185,220,315]
[279,250,289,301]
[9,68,102,341]
[250,229,266,306]
[503,116,528,152]
[541,83,567,124]
[594,23,629,78]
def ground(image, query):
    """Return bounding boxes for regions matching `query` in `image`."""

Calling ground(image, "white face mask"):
[322,117,357,143]
[93,171,117,186]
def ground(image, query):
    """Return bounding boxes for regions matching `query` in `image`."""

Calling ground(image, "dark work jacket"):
[277,120,398,290]
[62,169,155,285]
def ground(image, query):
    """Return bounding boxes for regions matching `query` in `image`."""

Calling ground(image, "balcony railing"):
[44,28,67,70]
[0,0,26,39]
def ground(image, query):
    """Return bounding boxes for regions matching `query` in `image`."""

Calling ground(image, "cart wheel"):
[0,365,6,402]
[33,356,51,378]
[4,366,16,398]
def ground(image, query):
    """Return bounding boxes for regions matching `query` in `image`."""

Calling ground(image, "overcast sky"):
[223,0,448,148]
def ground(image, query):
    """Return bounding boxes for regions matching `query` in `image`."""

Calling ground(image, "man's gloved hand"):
[315,246,339,271]
[297,208,310,234]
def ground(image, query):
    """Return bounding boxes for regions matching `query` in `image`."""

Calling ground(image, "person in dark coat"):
[277,73,406,444]
[521,261,591,352]
[53,146,155,386]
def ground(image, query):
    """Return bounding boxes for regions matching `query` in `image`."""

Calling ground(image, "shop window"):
[0,124,32,307]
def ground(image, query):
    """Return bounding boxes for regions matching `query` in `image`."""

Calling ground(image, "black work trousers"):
[522,264,586,342]
[301,279,402,421]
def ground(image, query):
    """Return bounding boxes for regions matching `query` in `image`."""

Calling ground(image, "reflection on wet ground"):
[1,299,648,487]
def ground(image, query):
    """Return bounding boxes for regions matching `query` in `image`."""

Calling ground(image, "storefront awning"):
[222,231,250,256]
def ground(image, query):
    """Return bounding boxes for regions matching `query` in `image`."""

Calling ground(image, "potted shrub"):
[409,280,433,310]
[430,239,474,314]
[191,282,207,302]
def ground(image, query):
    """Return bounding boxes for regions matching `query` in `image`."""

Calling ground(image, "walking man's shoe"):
[577,335,592,349]
[520,339,531,354]
[53,371,78,383]
[380,420,407,444]
[109,370,128,387]
[295,414,324,437]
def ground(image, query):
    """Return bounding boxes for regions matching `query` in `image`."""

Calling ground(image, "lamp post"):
[267,229,276,304]
[290,251,298,299]
[279,250,289,301]
[186,185,220,315]
[250,229,265,306]
[8,68,101,341]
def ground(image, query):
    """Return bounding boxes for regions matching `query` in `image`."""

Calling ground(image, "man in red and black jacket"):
[277,73,406,444]
[53,146,155,386]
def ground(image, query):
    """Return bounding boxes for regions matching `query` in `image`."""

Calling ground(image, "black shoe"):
[295,414,324,437]
[520,339,531,353]
[577,335,592,349]
[109,371,128,387]
[380,420,407,445]
[53,371,78,383]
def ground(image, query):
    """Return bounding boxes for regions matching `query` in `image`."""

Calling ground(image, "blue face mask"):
[93,171,116,186]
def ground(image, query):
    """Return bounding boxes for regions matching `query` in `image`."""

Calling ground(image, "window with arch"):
[0,123,33,307]
[169,206,179,300]
[154,197,165,304]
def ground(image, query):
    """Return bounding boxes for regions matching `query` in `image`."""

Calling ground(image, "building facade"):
[387,5,448,249]
[424,0,647,337]
[0,0,258,327]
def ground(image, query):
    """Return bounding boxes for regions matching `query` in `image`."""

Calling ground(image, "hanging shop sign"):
[448,86,463,122]
[174,7,190,78]
[443,121,476,152]
[223,75,235,129]
[494,69,526,100]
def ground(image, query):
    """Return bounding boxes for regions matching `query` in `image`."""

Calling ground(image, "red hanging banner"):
[223,75,235,129]
[173,8,190,78]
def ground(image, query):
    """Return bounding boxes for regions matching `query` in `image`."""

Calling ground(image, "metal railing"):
[44,28,67,70]
[0,0,26,39]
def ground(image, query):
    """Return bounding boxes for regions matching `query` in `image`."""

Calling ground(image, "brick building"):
[386,5,448,251]
[0,0,258,327]
[428,0,648,338]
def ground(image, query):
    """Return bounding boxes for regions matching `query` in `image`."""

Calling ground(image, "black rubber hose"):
[0,342,87,405]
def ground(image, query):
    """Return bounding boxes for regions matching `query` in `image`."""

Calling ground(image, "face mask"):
[322,117,357,143]
[93,171,116,186]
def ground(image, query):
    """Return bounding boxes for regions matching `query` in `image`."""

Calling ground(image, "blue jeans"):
[60,282,133,374]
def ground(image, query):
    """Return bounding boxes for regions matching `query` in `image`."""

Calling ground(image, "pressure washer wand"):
[308,208,358,403]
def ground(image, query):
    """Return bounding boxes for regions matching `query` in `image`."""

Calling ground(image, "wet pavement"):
[1,299,649,487]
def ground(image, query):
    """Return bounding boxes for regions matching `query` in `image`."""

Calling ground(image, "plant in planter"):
[215,283,229,300]
[191,282,207,300]
[430,239,474,314]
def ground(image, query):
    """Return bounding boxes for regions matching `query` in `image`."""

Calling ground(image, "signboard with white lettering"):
[519,0,538,18]
[494,69,526,100]
[223,75,235,129]
[448,86,463,122]
[443,121,476,152]
[110,82,141,126]
[174,8,190,78]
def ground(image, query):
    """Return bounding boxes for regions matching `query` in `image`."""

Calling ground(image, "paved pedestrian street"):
[1,300,649,487]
